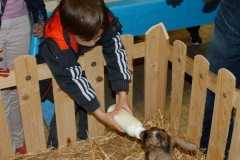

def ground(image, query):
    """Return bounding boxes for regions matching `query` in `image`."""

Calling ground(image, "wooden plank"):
[144,23,169,118]
[0,70,17,89]
[187,55,209,146]
[52,77,76,147]
[0,43,218,96]
[13,55,46,152]
[0,92,13,159]
[228,89,240,160]
[132,42,145,59]
[44,1,59,12]
[0,63,51,89]
[207,69,235,160]
[84,47,106,137]
[169,40,187,130]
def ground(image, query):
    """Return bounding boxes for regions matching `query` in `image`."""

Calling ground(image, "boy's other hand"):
[116,91,133,115]
[33,22,45,38]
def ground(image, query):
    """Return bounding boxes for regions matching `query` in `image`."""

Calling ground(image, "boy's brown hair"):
[59,0,110,40]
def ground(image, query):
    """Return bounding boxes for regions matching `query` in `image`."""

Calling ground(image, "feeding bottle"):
[107,104,145,139]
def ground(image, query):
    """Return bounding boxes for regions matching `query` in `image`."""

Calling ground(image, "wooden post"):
[228,89,240,160]
[144,23,169,119]
[187,55,209,146]
[207,69,235,160]
[169,40,187,131]
[14,55,46,152]
[0,92,13,158]
[84,47,106,137]
[52,77,76,147]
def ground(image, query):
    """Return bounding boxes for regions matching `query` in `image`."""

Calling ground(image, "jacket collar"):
[44,9,78,53]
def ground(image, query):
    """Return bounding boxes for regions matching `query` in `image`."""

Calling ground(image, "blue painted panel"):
[105,0,219,35]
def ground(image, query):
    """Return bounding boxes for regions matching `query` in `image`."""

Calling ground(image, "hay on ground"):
[8,114,206,160]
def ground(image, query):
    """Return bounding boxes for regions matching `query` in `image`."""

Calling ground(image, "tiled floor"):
[43,24,214,141]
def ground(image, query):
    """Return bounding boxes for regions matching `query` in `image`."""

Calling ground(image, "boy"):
[36,0,132,147]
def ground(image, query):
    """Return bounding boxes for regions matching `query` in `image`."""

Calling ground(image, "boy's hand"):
[0,48,2,52]
[33,22,45,38]
[115,91,133,115]
[93,108,124,132]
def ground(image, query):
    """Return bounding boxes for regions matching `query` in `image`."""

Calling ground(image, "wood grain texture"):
[84,47,106,137]
[144,23,169,119]
[0,92,13,158]
[52,77,76,147]
[187,55,209,146]
[207,69,235,160]
[170,40,187,131]
[14,56,46,152]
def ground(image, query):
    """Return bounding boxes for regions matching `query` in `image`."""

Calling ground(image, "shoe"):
[0,68,10,77]
[16,142,27,154]
[190,35,202,45]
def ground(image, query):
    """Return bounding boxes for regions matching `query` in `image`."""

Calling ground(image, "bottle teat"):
[134,127,146,139]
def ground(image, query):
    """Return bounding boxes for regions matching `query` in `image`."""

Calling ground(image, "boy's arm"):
[100,22,132,114]
[101,31,131,92]
[40,40,100,112]
[25,0,48,38]
[25,0,47,23]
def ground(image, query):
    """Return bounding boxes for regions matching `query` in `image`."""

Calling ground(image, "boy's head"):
[59,0,110,41]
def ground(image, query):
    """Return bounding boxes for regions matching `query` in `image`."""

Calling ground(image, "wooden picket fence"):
[0,23,240,159]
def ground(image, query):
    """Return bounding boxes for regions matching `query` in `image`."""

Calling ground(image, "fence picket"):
[14,55,46,152]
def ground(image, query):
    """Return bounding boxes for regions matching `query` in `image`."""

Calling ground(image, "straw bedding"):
[8,114,206,160]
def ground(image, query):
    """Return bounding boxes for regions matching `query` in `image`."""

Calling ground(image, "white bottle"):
[107,104,145,139]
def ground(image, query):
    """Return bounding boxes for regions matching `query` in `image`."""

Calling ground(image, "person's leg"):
[200,89,214,150]
[47,103,88,148]
[76,105,88,140]
[186,26,202,45]
[0,17,17,153]
[201,0,240,158]
[186,26,200,35]
[47,113,59,148]
[7,15,30,152]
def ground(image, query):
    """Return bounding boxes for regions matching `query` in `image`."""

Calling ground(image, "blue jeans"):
[200,0,240,159]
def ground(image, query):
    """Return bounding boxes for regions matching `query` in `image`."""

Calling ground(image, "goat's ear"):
[170,137,197,151]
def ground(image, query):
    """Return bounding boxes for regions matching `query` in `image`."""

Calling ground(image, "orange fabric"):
[109,16,113,23]
[69,34,78,53]
[45,10,78,52]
